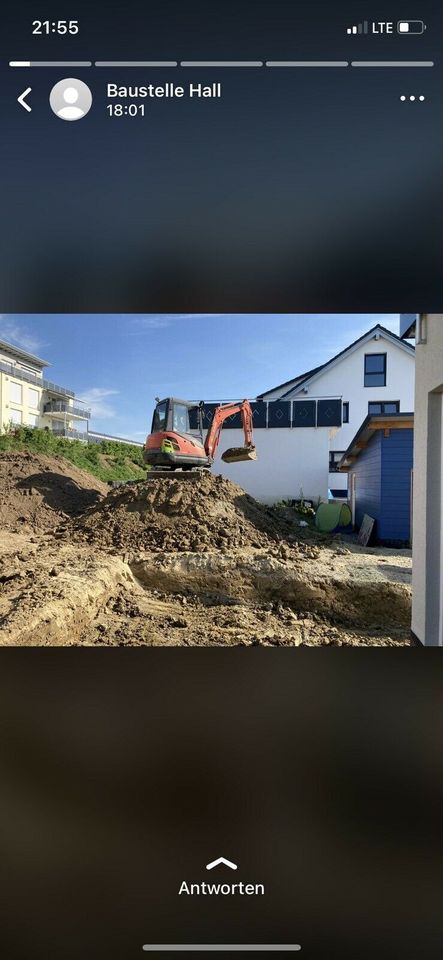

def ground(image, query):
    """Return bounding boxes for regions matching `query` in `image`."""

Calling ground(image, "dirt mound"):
[0,461,412,647]
[71,472,309,554]
[0,451,108,533]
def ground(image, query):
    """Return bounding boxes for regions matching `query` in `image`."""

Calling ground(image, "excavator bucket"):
[221,446,257,464]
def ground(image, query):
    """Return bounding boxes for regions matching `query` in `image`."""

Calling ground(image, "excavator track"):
[109,468,210,489]
[146,468,211,481]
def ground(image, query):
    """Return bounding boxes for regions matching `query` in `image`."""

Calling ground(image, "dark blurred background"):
[1,0,443,311]
[2,4,443,957]
[0,651,442,959]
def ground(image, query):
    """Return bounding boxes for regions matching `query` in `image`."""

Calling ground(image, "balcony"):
[44,400,91,420]
[0,358,75,397]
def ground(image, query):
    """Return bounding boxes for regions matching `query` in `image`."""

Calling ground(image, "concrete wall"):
[213,427,330,504]
[411,316,443,645]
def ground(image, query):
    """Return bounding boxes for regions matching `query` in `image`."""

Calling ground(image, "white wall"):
[213,427,330,504]
[410,316,443,645]
[291,336,415,447]
[282,333,415,494]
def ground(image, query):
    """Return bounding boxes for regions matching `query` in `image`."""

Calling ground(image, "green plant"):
[0,426,146,483]
[272,497,316,521]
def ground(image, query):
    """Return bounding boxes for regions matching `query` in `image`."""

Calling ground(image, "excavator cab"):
[151,398,201,438]
[145,398,209,470]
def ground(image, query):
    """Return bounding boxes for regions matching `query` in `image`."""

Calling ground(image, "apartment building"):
[0,339,90,439]
[400,314,443,646]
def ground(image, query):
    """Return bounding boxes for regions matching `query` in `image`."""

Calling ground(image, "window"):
[172,402,190,434]
[342,402,349,423]
[18,362,41,376]
[329,451,345,473]
[9,409,22,425]
[27,414,39,427]
[368,401,400,416]
[152,401,167,432]
[9,381,22,404]
[28,388,40,409]
[364,353,387,387]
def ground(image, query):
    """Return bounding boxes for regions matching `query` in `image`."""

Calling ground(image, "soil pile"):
[0,459,412,647]
[70,473,314,555]
[0,451,108,533]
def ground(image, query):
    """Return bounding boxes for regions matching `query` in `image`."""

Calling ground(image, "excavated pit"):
[0,458,413,646]
[130,551,412,632]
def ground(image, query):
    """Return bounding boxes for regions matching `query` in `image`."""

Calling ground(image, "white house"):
[210,323,415,504]
[401,314,443,646]
[256,323,415,496]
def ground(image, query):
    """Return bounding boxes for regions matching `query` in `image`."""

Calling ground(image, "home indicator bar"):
[142,946,302,953]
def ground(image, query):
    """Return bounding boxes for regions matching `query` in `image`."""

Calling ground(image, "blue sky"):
[1,314,400,441]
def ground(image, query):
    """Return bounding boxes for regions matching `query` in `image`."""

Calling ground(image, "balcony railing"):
[0,358,75,398]
[51,426,89,441]
[44,400,91,419]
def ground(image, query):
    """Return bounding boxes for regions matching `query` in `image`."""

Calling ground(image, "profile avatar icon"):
[49,78,92,121]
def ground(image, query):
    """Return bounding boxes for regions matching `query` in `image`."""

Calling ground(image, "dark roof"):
[258,324,415,399]
[257,364,325,399]
[339,412,414,471]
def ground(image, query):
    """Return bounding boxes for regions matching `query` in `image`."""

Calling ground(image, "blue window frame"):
[368,401,400,415]
[364,353,387,387]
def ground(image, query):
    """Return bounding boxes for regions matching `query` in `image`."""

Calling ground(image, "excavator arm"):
[204,400,257,464]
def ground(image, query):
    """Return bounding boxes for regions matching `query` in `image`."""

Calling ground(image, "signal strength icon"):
[347,21,369,35]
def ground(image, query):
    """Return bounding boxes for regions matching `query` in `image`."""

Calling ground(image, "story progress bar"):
[9,60,92,67]
[9,59,435,69]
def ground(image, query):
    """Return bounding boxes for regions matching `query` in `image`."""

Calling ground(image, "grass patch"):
[0,426,147,483]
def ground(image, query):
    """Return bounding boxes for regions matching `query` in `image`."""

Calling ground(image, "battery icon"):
[397,20,426,34]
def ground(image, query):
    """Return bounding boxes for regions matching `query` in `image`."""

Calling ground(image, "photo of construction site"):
[1,313,441,647]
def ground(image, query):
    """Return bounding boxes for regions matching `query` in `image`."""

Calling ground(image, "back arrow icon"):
[17,87,32,112]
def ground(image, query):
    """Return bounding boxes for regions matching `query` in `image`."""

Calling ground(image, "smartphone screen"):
[0,3,442,959]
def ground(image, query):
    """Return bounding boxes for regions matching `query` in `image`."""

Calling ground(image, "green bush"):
[0,426,146,483]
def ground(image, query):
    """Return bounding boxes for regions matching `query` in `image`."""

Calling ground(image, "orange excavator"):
[144,397,257,471]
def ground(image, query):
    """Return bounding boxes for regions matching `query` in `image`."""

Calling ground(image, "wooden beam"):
[367,419,413,431]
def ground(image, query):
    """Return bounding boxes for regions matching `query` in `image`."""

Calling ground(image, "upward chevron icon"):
[205,857,238,871]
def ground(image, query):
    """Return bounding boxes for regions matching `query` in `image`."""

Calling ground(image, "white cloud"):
[78,387,119,419]
[130,317,171,330]
[0,318,44,353]
[129,314,228,333]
